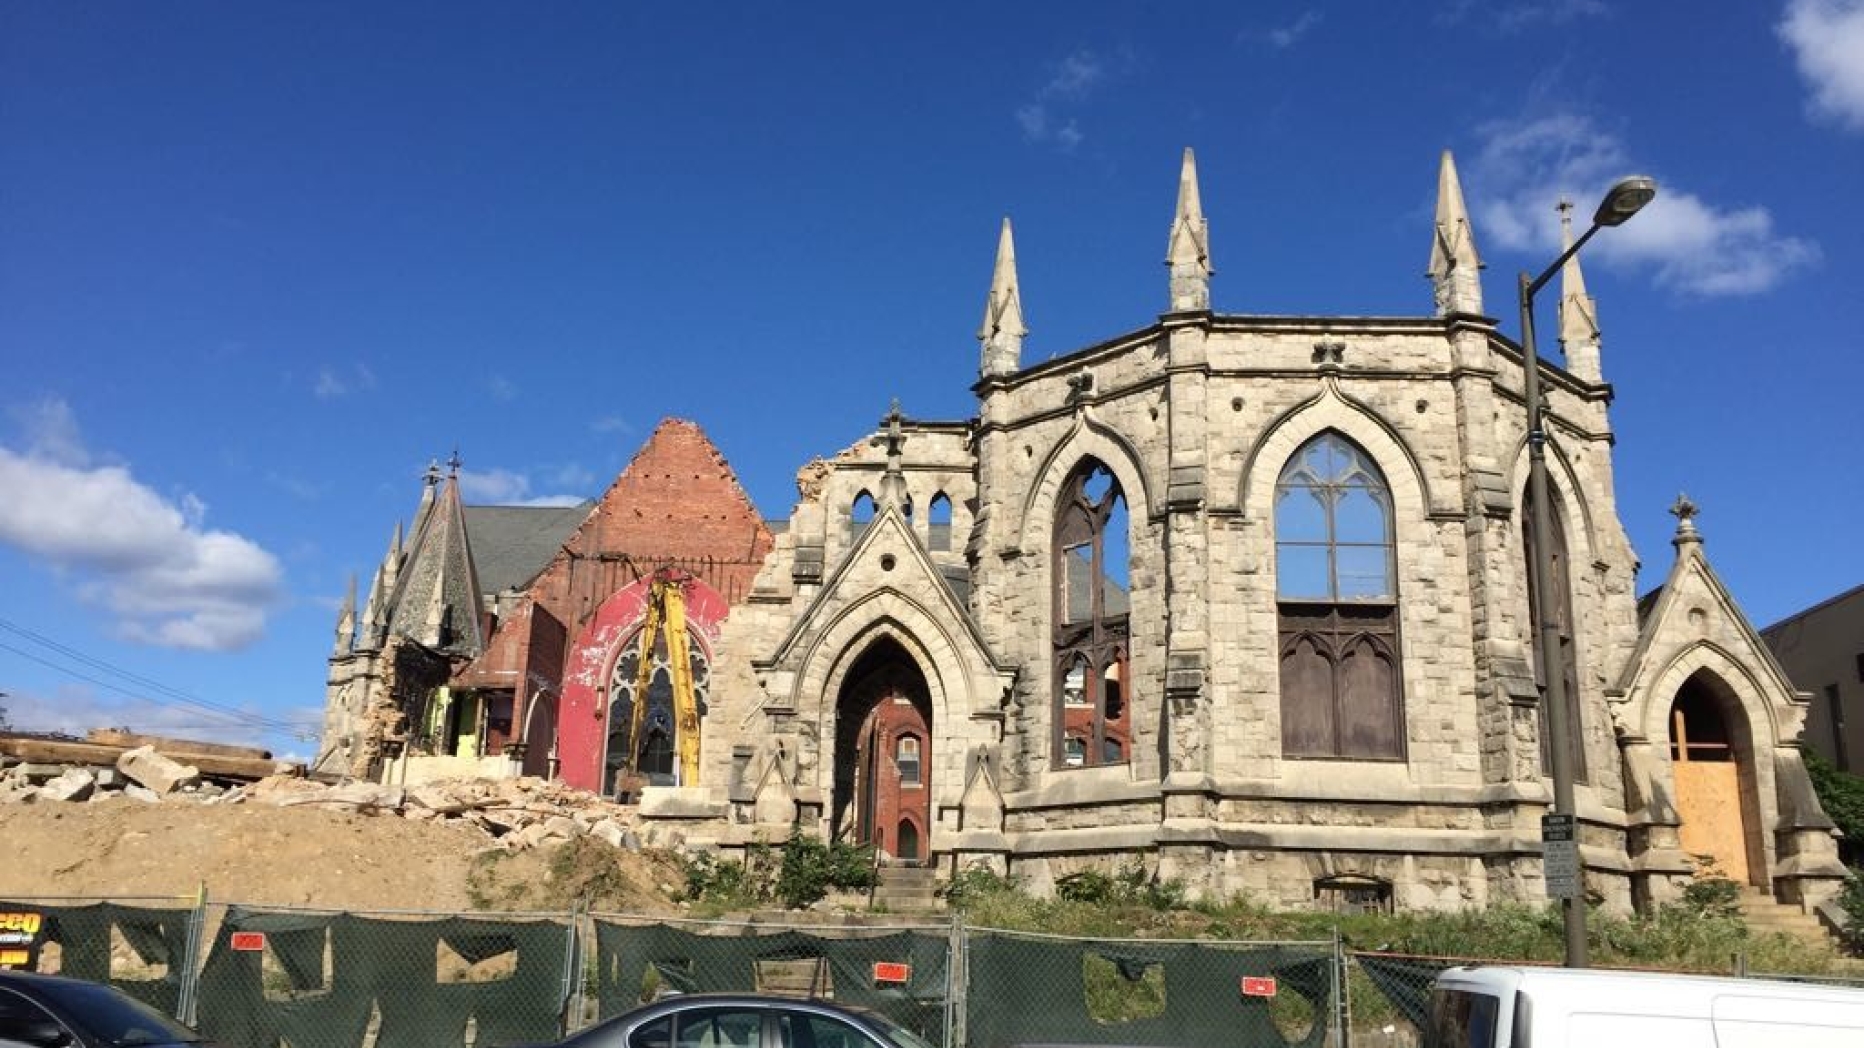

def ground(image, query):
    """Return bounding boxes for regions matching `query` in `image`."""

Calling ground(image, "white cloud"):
[312,363,378,401]
[1268,11,1323,49]
[486,375,518,402]
[456,466,587,507]
[1779,0,1864,130]
[1437,0,1607,32]
[591,414,633,435]
[1470,114,1819,296]
[0,400,283,650]
[1017,49,1104,150]
[9,397,88,466]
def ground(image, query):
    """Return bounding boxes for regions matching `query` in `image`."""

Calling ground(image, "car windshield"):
[32,979,201,1046]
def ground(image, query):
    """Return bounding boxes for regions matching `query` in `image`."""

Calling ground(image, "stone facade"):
[322,150,1845,915]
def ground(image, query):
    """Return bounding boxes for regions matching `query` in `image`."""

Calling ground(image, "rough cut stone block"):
[37,768,95,803]
[116,746,199,795]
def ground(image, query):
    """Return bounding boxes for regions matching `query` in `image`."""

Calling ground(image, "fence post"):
[1333,928,1349,1048]
[946,913,966,1048]
[1733,950,1748,978]
[564,901,587,1035]
[177,882,207,1027]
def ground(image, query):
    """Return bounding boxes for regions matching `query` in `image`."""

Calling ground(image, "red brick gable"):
[530,418,774,632]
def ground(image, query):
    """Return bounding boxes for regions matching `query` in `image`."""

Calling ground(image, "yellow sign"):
[0,910,45,970]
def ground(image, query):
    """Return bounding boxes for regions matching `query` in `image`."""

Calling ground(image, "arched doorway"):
[831,639,932,866]
[1668,670,1762,885]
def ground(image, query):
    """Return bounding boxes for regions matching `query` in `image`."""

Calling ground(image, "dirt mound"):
[0,798,685,915]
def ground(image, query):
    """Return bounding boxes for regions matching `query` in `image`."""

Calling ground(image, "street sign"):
[1240,976,1278,998]
[1542,813,1580,900]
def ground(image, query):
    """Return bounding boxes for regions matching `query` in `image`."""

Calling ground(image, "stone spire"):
[333,574,357,656]
[1166,147,1212,312]
[1557,199,1603,383]
[356,521,400,650]
[978,217,1027,379]
[1427,150,1484,316]
[381,520,404,596]
[872,399,909,509]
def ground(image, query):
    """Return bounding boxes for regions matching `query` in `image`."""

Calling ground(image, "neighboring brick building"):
[322,150,1845,915]
[1763,584,1864,775]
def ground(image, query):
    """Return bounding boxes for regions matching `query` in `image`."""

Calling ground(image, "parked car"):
[0,970,205,1048]
[521,993,938,1048]
[1427,964,1864,1047]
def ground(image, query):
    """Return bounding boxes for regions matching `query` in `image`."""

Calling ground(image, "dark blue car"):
[0,970,205,1048]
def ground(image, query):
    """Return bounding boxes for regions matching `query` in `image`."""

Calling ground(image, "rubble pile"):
[0,752,671,853]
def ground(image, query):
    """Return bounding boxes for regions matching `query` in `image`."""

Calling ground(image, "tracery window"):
[1524,490,1586,782]
[1052,460,1131,768]
[1275,432,1404,760]
[605,626,711,790]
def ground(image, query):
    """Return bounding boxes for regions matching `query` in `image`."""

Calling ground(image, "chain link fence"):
[964,928,1340,1048]
[5,895,1858,1048]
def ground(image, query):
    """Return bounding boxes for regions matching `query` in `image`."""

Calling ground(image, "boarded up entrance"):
[1669,672,1756,885]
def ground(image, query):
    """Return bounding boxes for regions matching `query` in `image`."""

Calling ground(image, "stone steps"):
[870,866,942,913]
[1736,889,1838,947]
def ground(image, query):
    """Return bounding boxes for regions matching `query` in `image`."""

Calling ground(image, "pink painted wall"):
[556,572,729,794]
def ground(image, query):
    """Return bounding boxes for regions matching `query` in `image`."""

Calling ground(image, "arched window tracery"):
[1275,432,1404,760]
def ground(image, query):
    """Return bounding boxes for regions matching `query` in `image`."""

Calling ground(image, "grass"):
[942,868,1849,976]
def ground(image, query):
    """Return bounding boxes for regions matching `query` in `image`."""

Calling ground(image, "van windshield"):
[1426,987,1500,1048]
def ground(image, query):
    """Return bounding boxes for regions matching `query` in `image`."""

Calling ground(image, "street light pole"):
[1518,175,1656,969]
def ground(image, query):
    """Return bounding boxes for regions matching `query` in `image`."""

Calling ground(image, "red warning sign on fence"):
[873,962,912,983]
[230,932,267,952]
[1240,976,1278,998]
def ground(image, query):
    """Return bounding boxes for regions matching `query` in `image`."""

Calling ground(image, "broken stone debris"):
[0,755,654,855]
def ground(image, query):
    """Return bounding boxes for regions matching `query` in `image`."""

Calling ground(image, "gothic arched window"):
[605,625,711,791]
[1052,459,1131,768]
[1524,489,1586,782]
[929,492,953,552]
[1275,432,1404,760]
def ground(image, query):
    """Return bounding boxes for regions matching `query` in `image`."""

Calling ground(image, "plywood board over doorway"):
[1674,760,1749,884]
[1671,700,1751,885]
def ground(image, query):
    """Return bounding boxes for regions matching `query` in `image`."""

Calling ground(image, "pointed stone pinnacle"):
[1428,150,1484,317]
[979,217,1027,378]
[1167,147,1212,312]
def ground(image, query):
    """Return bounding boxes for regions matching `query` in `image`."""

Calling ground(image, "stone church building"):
[321,150,1844,915]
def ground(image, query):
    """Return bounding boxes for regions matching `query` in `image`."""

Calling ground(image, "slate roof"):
[462,502,593,596]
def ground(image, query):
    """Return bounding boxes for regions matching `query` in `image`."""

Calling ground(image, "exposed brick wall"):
[529,418,775,633]
[454,419,776,752]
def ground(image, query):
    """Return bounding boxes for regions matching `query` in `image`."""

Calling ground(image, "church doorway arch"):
[831,638,932,866]
[1668,669,1763,886]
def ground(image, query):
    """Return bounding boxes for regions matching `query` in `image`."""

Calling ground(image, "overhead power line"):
[0,618,320,741]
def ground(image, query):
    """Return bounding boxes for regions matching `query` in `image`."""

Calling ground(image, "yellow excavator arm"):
[627,570,701,785]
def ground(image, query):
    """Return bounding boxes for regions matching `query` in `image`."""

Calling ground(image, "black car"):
[531,993,939,1048]
[0,970,204,1048]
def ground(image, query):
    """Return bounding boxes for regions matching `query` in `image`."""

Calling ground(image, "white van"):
[1426,964,1864,1047]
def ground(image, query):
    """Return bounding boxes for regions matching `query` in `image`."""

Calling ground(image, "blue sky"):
[3,2,1861,759]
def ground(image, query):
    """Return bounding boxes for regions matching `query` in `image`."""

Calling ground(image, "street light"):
[1518,175,1656,969]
